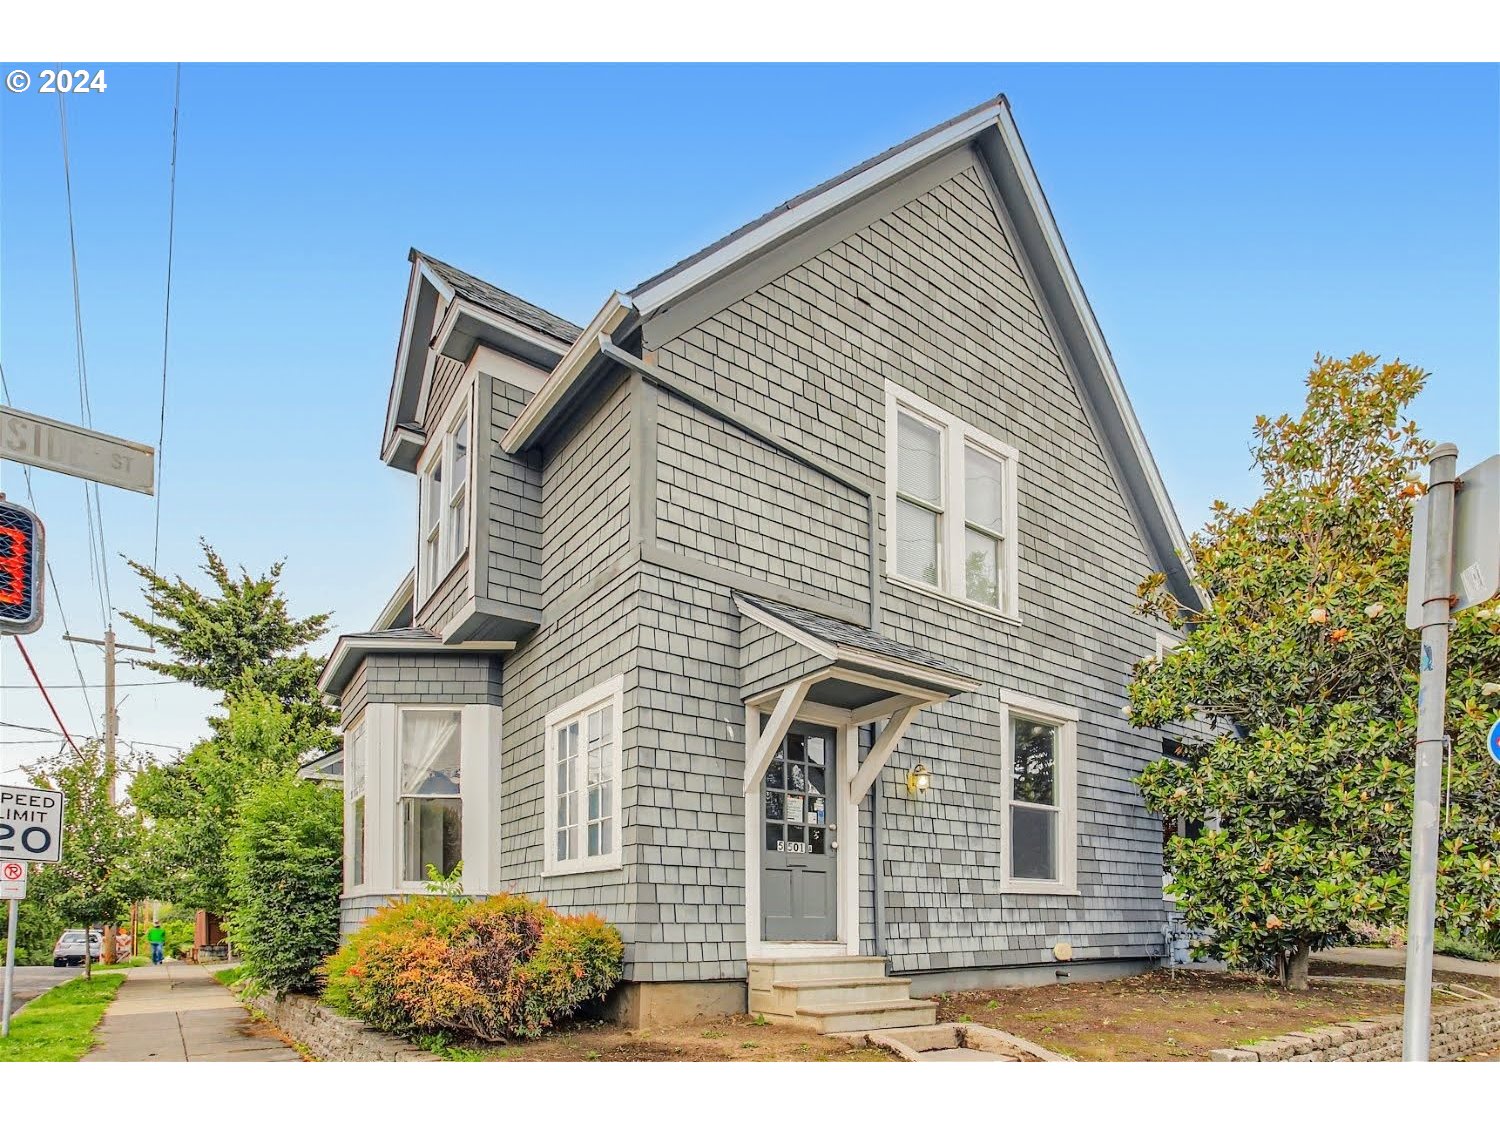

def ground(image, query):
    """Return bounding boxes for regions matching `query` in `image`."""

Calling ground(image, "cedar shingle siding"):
[339,134,1176,981]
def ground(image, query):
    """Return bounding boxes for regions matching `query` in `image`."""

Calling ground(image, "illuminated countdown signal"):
[0,498,44,635]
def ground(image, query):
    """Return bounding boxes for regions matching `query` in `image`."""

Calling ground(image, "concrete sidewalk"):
[84,962,301,1062]
[1313,945,1500,981]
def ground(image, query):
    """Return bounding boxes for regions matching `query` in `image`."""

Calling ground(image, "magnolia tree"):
[1131,354,1500,988]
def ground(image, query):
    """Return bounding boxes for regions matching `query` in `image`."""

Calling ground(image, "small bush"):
[226,775,343,994]
[322,893,623,1042]
[1434,929,1498,963]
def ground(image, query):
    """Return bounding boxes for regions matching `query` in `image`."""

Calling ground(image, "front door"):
[761,721,838,942]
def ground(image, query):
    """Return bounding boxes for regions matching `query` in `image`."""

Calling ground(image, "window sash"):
[545,681,622,875]
[418,394,472,597]
[1001,699,1076,892]
[886,387,1017,614]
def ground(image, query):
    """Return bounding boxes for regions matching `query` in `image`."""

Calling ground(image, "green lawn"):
[213,965,247,988]
[0,973,126,1062]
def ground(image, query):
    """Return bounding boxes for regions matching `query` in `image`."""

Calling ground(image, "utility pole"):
[1402,442,1459,1061]
[63,627,154,803]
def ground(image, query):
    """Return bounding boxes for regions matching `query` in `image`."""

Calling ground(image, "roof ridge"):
[411,248,584,344]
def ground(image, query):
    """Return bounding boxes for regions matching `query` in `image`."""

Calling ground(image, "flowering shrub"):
[322,893,623,1041]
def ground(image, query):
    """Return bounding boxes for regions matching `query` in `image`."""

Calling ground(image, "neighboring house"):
[316,95,1202,1031]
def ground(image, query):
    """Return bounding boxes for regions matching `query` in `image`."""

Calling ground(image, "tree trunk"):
[1280,945,1310,991]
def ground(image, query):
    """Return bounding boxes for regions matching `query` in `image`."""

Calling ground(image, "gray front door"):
[761,721,838,942]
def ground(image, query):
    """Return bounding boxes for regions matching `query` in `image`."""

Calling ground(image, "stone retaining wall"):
[1210,999,1500,1061]
[243,988,437,1062]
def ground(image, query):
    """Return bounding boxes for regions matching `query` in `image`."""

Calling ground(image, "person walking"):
[147,922,167,965]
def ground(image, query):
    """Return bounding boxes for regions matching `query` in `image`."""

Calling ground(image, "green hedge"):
[226,776,343,994]
[323,893,623,1042]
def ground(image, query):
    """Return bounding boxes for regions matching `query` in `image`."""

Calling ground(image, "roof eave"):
[500,293,637,454]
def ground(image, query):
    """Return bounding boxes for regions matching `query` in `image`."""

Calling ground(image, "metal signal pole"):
[1402,442,1459,1061]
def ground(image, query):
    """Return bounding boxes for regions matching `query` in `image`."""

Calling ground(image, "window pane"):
[965,447,1005,532]
[1012,719,1057,806]
[896,412,943,504]
[965,528,1001,607]
[1011,805,1057,882]
[402,797,462,881]
[451,413,469,488]
[401,711,462,795]
[895,500,940,585]
[350,796,365,887]
[347,727,366,794]
[424,461,443,529]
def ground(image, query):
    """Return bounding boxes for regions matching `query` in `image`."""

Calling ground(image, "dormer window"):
[418,397,472,600]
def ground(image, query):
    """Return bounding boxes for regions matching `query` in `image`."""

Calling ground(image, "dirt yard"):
[933,969,1457,1061]
[469,1013,895,1062]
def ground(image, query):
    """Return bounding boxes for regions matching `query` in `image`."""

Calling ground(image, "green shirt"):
[147,926,165,943]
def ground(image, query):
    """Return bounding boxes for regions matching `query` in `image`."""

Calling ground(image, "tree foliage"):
[24,741,146,976]
[1131,354,1500,987]
[121,540,338,753]
[130,688,305,913]
[226,775,343,995]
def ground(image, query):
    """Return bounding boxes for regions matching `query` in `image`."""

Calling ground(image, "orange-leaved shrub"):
[321,892,623,1041]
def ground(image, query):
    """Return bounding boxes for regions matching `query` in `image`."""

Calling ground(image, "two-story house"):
[313,95,1201,1032]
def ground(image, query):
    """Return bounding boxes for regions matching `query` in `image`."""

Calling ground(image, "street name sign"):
[0,862,25,901]
[0,498,45,635]
[0,784,64,863]
[0,404,155,496]
[1406,454,1500,628]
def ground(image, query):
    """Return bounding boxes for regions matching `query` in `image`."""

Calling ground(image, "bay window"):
[417,395,472,600]
[885,382,1018,617]
[400,708,463,883]
[544,677,623,876]
[1000,692,1078,894]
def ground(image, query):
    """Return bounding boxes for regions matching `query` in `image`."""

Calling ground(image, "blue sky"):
[1,63,1496,773]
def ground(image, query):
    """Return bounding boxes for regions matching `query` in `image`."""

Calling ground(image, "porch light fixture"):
[905,763,931,797]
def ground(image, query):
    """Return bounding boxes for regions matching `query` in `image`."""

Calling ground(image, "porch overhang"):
[735,594,979,801]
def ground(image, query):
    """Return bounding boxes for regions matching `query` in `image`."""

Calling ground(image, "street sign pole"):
[1403,442,1459,1061]
[2,897,17,1037]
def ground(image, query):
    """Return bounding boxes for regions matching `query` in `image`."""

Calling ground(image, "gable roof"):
[736,593,966,678]
[417,251,583,346]
[500,95,1200,610]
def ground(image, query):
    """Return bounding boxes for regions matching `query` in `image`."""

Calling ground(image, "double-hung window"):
[400,708,463,883]
[1000,692,1078,894]
[544,678,623,876]
[346,722,366,889]
[885,383,1019,617]
[417,396,472,600]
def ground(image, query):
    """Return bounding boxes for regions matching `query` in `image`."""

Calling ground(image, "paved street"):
[1314,946,1500,982]
[7,965,82,1011]
[84,962,301,1062]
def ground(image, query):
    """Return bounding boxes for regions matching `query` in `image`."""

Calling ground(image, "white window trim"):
[543,676,625,878]
[1155,632,1181,660]
[343,717,368,893]
[416,377,475,604]
[396,704,465,892]
[884,381,1020,621]
[998,690,1079,895]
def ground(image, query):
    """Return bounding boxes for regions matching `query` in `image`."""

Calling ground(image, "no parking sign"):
[0,861,24,901]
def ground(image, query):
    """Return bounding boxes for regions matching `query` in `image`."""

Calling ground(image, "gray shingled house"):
[313,95,1200,1032]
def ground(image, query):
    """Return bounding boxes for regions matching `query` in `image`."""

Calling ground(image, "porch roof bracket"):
[847,703,919,804]
[742,677,813,795]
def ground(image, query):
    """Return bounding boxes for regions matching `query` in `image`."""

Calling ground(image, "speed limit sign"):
[0,784,64,864]
[0,861,25,901]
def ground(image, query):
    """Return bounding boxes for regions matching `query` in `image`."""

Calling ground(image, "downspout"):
[866,493,888,962]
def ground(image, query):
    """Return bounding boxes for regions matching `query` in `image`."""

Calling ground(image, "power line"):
[3,639,79,752]
[56,90,115,631]
[0,680,182,690]
[150,64,181,621]
[0,360,104,740]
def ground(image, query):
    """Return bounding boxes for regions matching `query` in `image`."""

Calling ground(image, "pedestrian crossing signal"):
[0,499,44,635]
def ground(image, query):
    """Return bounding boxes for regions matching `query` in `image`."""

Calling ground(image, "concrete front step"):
[748,955,888,988]
[769,976,915,1012]
[789,998,939,1034]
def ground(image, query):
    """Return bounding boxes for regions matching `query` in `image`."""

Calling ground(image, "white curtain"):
[401,710,461,795]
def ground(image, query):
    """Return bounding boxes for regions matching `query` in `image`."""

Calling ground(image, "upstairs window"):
[544,678,623,876]
[418,398,472,600]
[885,383,1019,617]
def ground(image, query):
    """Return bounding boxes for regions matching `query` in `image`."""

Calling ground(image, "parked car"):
[52,929,103,967]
